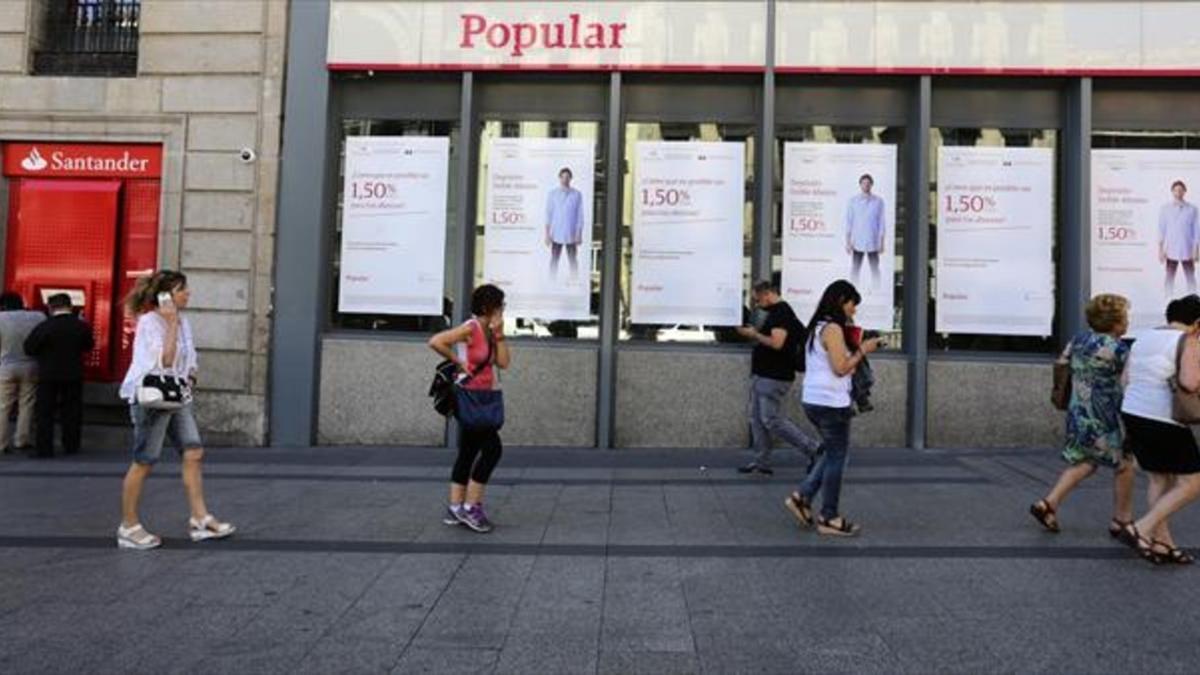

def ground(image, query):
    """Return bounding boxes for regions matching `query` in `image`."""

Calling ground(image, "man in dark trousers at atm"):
[23,294,94,458]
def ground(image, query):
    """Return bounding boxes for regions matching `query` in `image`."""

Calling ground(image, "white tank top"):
[1121,327,1185,426]
[802,322,852,408]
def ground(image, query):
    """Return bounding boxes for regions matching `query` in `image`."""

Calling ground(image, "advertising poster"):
[483,138,595,320]
[630,141,745,326]
[1092,149,1200,329]
[781,142,897,330]
[338,136,450,315]
[935,146,1055,336]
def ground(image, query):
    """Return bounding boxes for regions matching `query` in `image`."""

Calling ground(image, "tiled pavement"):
[1,444,1197,674]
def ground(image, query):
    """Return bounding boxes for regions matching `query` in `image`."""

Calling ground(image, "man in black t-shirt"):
[735,280,819,475]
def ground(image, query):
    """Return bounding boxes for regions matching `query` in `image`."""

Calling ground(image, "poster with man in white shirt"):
[781,142,896,331]
[483,138,594,320]
[1092,149,1200,329]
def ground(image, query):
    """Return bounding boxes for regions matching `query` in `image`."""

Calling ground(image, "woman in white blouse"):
[116,270,235,550]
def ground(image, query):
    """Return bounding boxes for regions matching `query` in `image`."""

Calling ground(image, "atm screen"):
[38,288,86,309]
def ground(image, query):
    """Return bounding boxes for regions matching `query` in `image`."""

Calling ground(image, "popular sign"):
[2,142,162,179]
[327,1,767,71]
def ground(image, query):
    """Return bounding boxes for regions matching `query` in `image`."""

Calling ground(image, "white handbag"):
[135,351,191,410]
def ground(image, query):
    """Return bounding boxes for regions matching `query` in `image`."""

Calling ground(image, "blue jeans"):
[799,403,853,520]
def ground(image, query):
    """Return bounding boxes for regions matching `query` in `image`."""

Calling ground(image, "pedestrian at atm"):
[23,293,92,458]
[116,270,235,550]
[0,292,45,454]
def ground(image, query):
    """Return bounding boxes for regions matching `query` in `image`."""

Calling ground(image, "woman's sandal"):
[1108,519,1132,539]
[116,523,162,550]
[784,493,814,528]
[188,514,237,542]
[816,515,861,537]
[1153,540,1195,566]
[1029,500,1060,533]
[1117,524,1163,565]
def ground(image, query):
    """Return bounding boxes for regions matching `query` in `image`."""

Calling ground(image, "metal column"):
[452,72,478,325]
[904,76,932,450]
[596,73,623,449]
[754,0,777,281]
[446,72,478,449]
[268,0,332,447]
[1060,78,1092,342]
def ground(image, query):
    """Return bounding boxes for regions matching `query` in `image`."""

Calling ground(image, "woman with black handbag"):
[428,284,510,533]
[115,271,235,550]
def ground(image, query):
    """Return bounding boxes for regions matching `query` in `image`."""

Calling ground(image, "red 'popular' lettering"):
[459,13,627,57]
[460,13,486,47]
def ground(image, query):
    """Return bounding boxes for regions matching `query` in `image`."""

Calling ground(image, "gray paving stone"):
[602,557,695,654]
[390,647,499,674]
[598,649,701,675]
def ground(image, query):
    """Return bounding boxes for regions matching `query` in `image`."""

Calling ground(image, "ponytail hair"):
[124,270,188,315]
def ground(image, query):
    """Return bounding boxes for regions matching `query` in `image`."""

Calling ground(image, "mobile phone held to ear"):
[157,292,174,309]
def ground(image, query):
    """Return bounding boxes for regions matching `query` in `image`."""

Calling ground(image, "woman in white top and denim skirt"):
[1118,294,1200,564]
[784,280,880,537]
[115,270,235,550]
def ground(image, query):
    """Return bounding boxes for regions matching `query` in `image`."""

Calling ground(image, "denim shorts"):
[130,403,203,465]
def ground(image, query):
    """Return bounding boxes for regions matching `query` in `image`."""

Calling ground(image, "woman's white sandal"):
[117,523,162,550]
[188,514,236,542]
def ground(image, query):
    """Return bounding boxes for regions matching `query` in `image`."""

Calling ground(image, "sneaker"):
[116,523,162,550]
[456,504,493,533]
[443,504,464,526]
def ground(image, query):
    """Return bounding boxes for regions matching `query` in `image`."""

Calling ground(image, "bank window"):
[772,125,906,352]
[32,0,140,77]
[928,127,1060,353]
[473,120,605,341]
[330,119,460,333]
[1093,130,1200,150]
[618,122,756,344]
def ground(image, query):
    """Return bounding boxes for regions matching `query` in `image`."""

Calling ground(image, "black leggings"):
[452,428,503,485]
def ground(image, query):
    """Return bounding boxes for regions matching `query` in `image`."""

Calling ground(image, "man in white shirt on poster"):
[845,173,886,291]
[1159,179,1200,296]
[545,167,585,280]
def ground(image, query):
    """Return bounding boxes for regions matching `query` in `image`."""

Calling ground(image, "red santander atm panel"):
[2,142,163,383]
[6,180,121,380]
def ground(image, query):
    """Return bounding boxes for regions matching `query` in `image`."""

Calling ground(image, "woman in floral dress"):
[1030,294,1135,534]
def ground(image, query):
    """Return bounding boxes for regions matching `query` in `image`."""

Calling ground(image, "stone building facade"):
[0,1,286,445]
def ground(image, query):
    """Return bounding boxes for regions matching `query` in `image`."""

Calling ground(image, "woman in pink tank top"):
[428,284,511,533]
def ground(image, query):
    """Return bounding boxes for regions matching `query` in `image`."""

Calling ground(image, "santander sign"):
[459,13,627,57]
[2,142,162,178]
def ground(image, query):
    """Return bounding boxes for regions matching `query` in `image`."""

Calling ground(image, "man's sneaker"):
[116,523,162,550]
[443,504,464,526]
[738,462,774,476]
[456,504,493,533]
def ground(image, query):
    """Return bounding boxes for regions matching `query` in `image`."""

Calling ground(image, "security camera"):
[238,147,257,163]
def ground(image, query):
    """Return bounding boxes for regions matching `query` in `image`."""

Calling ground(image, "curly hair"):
[471,284,505,317]
[1085,293,1128,333]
